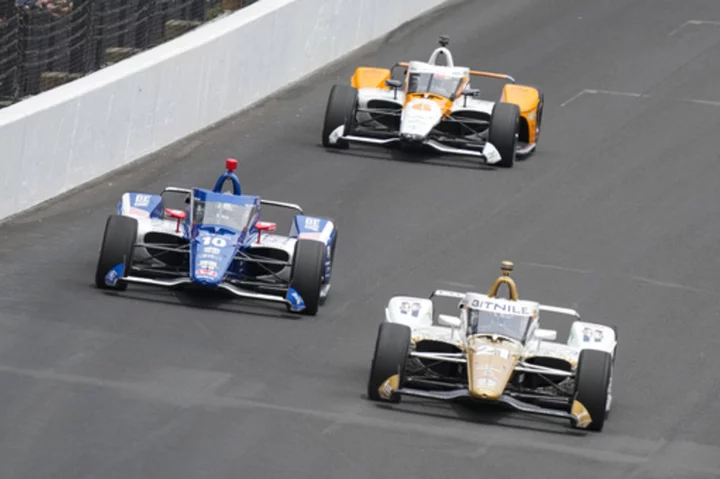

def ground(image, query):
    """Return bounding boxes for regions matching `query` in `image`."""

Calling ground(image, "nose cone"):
[400,99,443,139]
[191,229,242,285]
[466,336,521,400]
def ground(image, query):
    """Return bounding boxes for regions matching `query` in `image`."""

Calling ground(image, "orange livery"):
[322,35,544,168]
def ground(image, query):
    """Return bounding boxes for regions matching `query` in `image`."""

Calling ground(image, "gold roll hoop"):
[487,261,518,301]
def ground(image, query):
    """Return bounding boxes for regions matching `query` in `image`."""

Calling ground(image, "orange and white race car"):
[321,36,543,168]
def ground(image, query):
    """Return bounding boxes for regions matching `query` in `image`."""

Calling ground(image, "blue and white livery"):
[95,159,338,316]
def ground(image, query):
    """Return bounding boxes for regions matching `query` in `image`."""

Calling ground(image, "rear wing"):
[390,62,516,83]
[260,199,304,214]
[430,290,581,318]
[162,187,192,196]
[539,304,580,319]
[470,70,516,83]
[430,289,466,300]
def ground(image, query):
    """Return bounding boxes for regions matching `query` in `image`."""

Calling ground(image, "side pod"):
[351,67,392,89]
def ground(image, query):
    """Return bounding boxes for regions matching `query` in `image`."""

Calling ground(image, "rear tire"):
[289,239,325,316]
[489,102,520,168]
[573,349,613,431]
[95,215,138,290]
[322,84,358,149]
[367,322,411,403]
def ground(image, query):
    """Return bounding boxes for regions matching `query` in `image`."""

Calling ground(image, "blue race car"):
[94,159,338,316]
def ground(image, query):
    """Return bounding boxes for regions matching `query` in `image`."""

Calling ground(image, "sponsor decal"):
[473,345,511,359]
[304,217,321,232]
[472,299,530,315]
[411,102,433,112]
[260,235,287,245]
[203,246,221,255]
[198,260,218,269]
[378,374,400,400]
[475,377,497,387]
[286,287,306,312]
[400,301,422,316]
[582,327,604,343]
[196,269,217,278]
[133,194,152,207]
[104,263,124,287]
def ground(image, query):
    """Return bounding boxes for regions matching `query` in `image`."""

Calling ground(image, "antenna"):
[439,35,450,47]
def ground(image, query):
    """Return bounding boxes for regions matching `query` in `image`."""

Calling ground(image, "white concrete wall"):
[0,0,449,221]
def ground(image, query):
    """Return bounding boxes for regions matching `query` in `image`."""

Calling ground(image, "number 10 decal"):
[201,236,228,247]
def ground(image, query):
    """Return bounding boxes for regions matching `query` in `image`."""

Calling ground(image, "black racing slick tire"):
[489,102,520,168]
[573,349,613,432]
[322,84,358,149]
[289,239,325,316]
[95,215,138,290]
[319,224,338,306]
[367,322,411,403]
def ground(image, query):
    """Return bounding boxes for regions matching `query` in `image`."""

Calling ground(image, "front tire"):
[322,84,358,149]
[572,349,613,431]
[95,215,138,290]
[367,322,411,403]
[489,102,520,168]
[319,225,338,306]
[289,239,325,316]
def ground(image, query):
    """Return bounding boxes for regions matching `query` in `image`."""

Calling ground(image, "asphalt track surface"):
[2,0,720,477]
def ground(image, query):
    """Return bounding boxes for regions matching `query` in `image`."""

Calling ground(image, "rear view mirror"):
[255,221,276,232]
[165,208,186,233]
[462,87,480,97]
[385,79,402,89]
[165,208,186,220]
[438,314,462,329]
[534,329,557,341]
[255,221,277,244]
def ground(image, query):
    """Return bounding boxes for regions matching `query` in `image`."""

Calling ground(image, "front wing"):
[383,383,591,428]
[328,125,503,164]
[378,348,592,429]
[103,241,309,312]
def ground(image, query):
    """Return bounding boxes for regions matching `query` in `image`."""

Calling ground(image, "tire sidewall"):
[367,322,411,403]
[322,84,358,149]
[95,215,138,290]
[290,239,325,315]
[489,102,519,168]
[573,349,613,431]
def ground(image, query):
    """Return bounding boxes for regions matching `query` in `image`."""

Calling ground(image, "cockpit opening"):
[466,308,532,343]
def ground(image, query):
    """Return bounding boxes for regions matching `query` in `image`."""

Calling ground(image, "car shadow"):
[366,396,588,437]
[96,285,307,321]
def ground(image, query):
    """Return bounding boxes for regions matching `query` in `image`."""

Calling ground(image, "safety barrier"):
[0,0,449,221]
[0,0,259,108]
